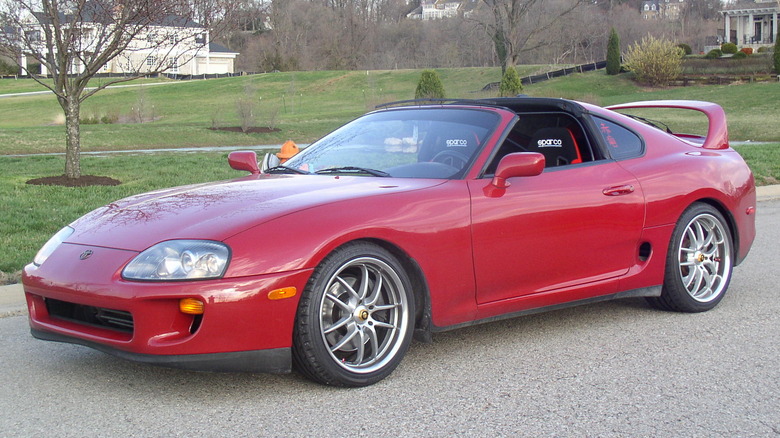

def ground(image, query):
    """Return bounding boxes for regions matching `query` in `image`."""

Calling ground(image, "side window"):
[485,113,594,174]
[593,117,643,160]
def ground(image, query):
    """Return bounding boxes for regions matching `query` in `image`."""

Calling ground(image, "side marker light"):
[179,298,205,315]
[268,287,297,301]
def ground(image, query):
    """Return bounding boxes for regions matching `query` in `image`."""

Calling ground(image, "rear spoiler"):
[605,100,728,150]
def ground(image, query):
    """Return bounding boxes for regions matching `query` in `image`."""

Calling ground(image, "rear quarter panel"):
[592,107,756,264]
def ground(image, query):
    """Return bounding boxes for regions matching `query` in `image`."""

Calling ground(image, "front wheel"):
[649,203,733,312]
[292,242,415,386]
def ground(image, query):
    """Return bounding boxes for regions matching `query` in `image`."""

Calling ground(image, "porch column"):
[773,12,778,43]
[748,13,754,44]
[725,14,731,43]
[737,14,743,44]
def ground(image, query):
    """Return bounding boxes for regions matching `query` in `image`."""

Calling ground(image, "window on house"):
[169,33,177,44]
[146,56,156,67]
[25,30,41,42]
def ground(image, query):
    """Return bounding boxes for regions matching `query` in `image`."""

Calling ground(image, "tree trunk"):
[64,97,81,179]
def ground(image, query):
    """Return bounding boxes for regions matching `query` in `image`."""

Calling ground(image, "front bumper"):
[31,328,291,373]
[23,243,312,373]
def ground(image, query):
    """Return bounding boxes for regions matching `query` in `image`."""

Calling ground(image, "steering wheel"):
[431,150,470,169]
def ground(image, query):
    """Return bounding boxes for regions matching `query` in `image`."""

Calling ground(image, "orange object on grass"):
[276,140,299,163]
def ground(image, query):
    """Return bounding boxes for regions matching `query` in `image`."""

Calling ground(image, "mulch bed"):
[26,175,122,187]
[208,126,281,134]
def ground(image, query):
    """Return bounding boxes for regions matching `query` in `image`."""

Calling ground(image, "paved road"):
[2,201,778,437]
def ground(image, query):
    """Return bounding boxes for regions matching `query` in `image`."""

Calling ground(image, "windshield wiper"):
[315,166,390,177]
[265,165,310,175]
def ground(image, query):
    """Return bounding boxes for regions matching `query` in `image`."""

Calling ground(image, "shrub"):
[498,65,523,96]
[739,47,753,55]
[0,59,20,75]
[677,43,692,56]
[732,51,748,60]
[26,62,41,74]
[775,36,780,73]
[705,49,722,59]
[606,28,621,75]
[721,42,738,54]
[757,46,769,53]
[415,69,445,99]
[623,35,684,86]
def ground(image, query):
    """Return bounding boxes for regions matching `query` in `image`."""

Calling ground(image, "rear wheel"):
[649,203,733,312]
[293,242,415,386]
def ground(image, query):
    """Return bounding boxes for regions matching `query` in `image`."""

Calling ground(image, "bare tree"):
[0,0,235,179]
[475,0,587,71]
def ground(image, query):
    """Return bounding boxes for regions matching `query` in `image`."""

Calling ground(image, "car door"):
[468,161,644,305]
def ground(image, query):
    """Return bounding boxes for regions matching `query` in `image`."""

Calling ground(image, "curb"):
[2,185,778,316]
[756,184,780,202]
[0,283,25,318]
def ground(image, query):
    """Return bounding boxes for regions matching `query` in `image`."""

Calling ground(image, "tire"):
[292,242,415,386]
[648,203,733,312]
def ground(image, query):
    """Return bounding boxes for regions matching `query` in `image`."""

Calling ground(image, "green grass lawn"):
[1,69,777,157]
[1,68,778,282]
[0,75,176,95]
[0,152,242,281]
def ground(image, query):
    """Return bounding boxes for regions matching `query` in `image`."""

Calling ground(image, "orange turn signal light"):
[268,287,297,301]
[179,298,205,315]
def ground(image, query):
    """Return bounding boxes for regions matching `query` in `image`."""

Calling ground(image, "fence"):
[482,60,607,91]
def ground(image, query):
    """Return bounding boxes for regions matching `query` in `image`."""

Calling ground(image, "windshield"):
[283,108,500,179]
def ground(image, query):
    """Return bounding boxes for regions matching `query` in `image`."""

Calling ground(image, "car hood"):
[67,174,446,251]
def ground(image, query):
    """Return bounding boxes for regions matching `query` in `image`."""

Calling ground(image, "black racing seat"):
[527,127,582,167]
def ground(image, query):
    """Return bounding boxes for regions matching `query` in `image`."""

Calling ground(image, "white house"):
[17,4,237,76]
[721,0,778,48]
[407,0,479,20]
[641,0,685,21]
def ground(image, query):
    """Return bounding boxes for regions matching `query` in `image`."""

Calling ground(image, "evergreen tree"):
[774,36,780,74]
[415,70,446,99]
[606,27,621,75]
[499,65,523,97]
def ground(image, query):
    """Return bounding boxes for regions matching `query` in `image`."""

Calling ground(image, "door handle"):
[602,185,635,196]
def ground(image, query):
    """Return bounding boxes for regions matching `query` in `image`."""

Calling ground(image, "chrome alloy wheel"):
[318,256,410,373]
[677,213,732,303]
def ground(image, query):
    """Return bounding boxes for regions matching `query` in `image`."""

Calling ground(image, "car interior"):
[484,112,597,175]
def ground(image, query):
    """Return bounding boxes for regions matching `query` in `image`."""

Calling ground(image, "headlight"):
[33,226,74,266]
[122,240,230,281]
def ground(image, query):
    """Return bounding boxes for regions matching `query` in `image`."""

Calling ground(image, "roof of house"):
[209,42,238,55]
[32,2,202,28]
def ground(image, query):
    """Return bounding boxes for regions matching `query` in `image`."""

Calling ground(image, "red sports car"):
[23,97,756,387]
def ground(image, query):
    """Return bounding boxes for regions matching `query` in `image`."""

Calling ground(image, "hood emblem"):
[79,250,93,260]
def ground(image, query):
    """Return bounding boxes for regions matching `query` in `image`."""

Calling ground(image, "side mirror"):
[491,152,545,189]
[228,151,260,175]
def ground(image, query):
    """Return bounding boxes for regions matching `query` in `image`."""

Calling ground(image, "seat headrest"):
[529,127,575,151]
